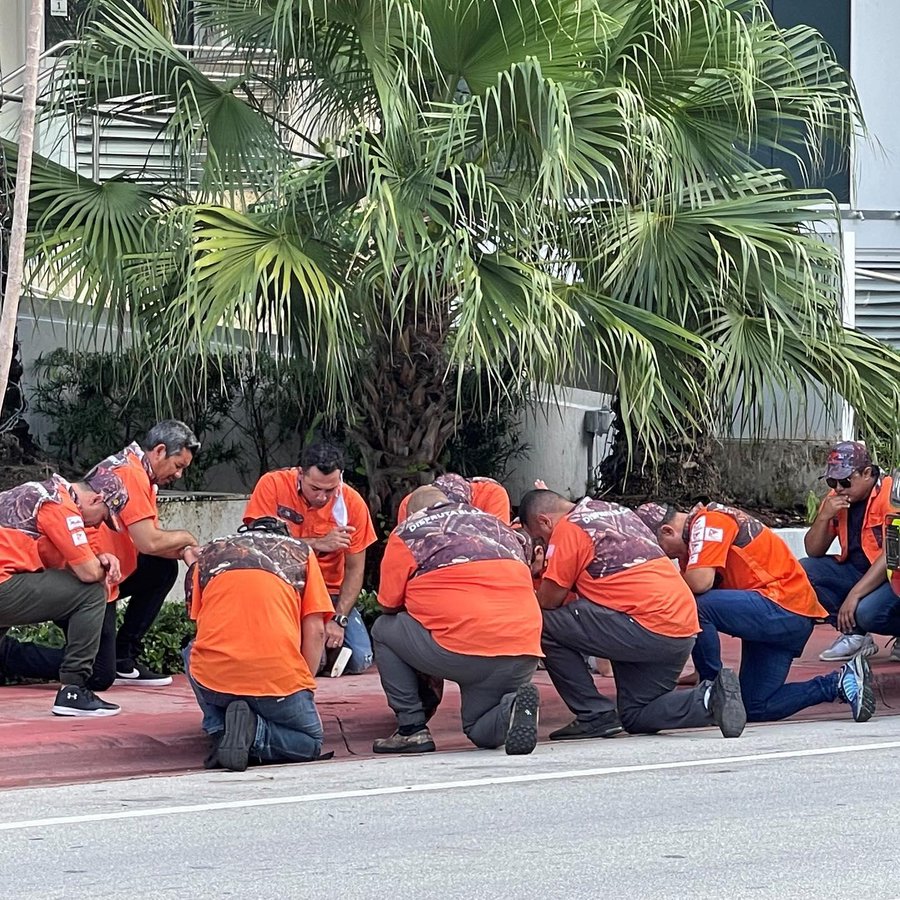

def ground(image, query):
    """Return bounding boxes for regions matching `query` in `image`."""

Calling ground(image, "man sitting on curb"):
[396,473,511,524]
[801,440,897,661]
[244,441,377,675]
[518,490,745,740]
[184,517,334,772]
[636,500,875,724]
[372,485,543,755]
[0,473,125,716]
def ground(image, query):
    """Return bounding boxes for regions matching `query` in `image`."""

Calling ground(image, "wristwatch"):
[332,614,349,628]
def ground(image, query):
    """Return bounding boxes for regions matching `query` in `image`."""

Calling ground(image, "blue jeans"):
[692,590,838,722]
[801,556,900,636]
[333,599,373,674]
[183,645,324,763]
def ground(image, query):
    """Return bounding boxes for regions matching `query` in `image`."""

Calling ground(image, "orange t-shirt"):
[544,514,699,638]
[38,522,128,602]
[685,505,826,619]
[244,468,376,593]
[378,533,542,657]
[396,478,511,525]
[189,553,334,696]
[0,480,98,584]
[101,448,158,577]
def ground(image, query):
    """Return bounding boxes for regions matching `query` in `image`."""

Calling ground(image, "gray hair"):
[141,420,201,457]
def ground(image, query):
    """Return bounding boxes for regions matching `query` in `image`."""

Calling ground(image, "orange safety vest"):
[831,475,892,565]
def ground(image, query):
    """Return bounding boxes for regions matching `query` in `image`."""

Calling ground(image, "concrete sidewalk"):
[2,624,900,790]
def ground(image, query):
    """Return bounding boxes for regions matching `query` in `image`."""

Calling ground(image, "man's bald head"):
[406,485,449,517]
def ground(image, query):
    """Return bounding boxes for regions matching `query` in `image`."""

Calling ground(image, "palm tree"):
[10,0,900,515]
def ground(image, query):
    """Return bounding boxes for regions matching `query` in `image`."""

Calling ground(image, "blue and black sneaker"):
[838,652,876,722]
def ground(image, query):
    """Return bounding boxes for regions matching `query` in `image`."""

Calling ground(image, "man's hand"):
[534,479,548,490]
[837,593,862,633]
[819,493,850,520]
[97,553,122,585]
[182,546,200,567]
[313,526,356,553]
[324,619,346,650]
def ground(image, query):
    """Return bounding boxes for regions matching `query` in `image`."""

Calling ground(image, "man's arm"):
[324,550,367,648]
[805,495,846,557]
[837,551,888,632]
[301,613,326,675]
[683,566,716,595]
[127,518,198,559]
[69,557,107,583]
[377,535,414,615]
[536,578,569,610]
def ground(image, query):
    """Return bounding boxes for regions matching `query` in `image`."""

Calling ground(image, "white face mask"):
[333,477,348,527]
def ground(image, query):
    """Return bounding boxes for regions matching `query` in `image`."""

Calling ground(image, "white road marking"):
[2,739,900,832]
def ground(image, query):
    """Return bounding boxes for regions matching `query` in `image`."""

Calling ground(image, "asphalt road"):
[1,716,899,899]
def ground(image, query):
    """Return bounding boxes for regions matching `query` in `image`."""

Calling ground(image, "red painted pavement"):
[2,624,899,791]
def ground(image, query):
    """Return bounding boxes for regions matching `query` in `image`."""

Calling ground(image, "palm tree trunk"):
[0,0,44,417]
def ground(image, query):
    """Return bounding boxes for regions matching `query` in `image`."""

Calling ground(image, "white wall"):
[505,386,613,503]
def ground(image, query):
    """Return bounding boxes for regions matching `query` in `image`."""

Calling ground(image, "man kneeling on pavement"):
[184,517,334,771]
[635,500,875,724]
[518,490,745,739]
[0,472,127,716]
[372,485,543,755]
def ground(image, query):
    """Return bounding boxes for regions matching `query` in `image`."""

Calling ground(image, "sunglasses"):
[826,477,853,490]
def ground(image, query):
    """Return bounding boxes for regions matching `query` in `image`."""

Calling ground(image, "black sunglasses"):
[826,476,853,490]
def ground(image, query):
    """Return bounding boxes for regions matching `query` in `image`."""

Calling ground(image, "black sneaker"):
[549,711,624,740]
[217,701,258,772]
[114,661,173,687]
[52,684,121,717]
[708,667,747,738]
[505,683,540,755]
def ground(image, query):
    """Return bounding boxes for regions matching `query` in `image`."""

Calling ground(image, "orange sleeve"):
[473,481,511,524]
[36,501,97,568]
[685,510,739,571]
[396,493,411,524]
[116,465,158,527]
[543,518,595,591]
[301,553,335,621]
[377,534,417,609]
[346,490,377,554]
[244,473,279,524]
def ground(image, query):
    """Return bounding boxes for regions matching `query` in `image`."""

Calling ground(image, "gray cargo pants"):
[372,612,538,748]
[541,599,712,734]
[0,570,107,686]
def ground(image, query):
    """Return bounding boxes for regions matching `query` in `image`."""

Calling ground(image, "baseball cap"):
[85,468,129,530]
[634,502,671,535]
[433,473,473,505]
[823,441,873,481]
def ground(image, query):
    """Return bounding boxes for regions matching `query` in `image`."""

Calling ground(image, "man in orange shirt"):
[91,420,201,686]
[519,489,744,739]
[636,501,875,724]
[396,473,511,524]
[244,441,376,675]
[801,441,897,661]
[373,486,543,755]
[0,472,126,716]
[184,517,334,771]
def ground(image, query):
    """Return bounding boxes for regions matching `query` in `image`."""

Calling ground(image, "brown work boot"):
[373,728,436,754]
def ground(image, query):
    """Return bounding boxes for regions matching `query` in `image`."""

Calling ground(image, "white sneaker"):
[819,633,878,662]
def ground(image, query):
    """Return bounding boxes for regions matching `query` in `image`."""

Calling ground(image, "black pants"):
[541,599,712,734]
[0,554,177,688]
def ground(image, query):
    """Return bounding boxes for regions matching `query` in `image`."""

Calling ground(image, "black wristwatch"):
[332,614,349,628]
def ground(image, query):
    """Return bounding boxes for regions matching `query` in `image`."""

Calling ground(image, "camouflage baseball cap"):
[433,473,472,505]
[824,441,873,480]
[85,468,129,529]
[634,502,671,535]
